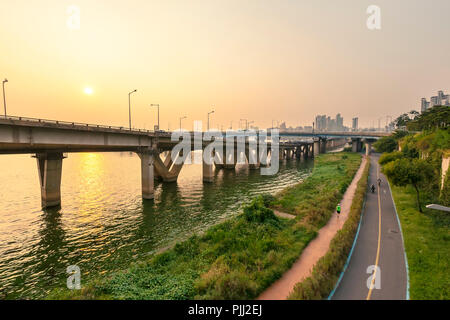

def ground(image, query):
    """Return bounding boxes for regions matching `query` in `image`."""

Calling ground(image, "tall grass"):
[390,184,449,299]
[288,157,370,300]
[49,153,361,300]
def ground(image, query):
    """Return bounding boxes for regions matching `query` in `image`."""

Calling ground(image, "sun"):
[84,87,94,95]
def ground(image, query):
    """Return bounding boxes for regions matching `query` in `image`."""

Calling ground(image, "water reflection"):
[0,153,313,298]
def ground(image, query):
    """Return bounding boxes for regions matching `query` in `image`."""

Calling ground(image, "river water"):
[0,152,313,299]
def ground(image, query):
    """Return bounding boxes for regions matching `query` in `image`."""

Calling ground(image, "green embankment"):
[49,152,361,300]
[390,185,449,300]
[288,157,370,299]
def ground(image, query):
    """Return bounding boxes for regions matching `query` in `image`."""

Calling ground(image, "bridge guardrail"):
[1,115,157,134]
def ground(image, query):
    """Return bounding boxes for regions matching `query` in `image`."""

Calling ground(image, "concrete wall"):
[442,155,449,190]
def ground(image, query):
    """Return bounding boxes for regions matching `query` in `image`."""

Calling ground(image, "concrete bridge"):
[0,116,381,208]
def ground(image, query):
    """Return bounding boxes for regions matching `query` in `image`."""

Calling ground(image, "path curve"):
[258,155,368,300]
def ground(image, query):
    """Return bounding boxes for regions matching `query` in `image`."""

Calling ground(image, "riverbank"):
[390,184,449,299]
[49,152,361,299]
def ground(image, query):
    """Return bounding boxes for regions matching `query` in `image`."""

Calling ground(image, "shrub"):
[374,136,398,153]
[378,151,403,165]
[243,196,278,223]
[261,193,276,208]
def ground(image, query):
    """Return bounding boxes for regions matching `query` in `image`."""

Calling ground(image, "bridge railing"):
[1,115,157,134]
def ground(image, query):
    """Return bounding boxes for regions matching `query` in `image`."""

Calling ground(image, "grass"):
[273,153,362,228]
[288,157,370,300]
[390,184,449,300]
[49,152,361,300]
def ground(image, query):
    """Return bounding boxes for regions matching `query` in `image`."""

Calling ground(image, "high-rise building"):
[336,113,344,131]
[314,114,346,131]
[421,90,450,112]
[352,117,358,131]
[315,115,327,131]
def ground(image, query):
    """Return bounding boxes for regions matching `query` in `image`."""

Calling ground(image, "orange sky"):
[0,0,449,130]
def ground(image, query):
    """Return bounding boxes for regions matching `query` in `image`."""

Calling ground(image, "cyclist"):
[336,203,341,218]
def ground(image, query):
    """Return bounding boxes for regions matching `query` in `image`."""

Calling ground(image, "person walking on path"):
[336,203,341,218]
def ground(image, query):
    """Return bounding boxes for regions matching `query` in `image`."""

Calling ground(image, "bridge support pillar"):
[246,147,260,170]
[224,146,237,169]
[36,153,65,208]
[352,138,361,152]
[320,139,327,154]
[203,150,214,182]
[365,141,372,156]
[313,140,320,156]
[214,148,224,169]
[139,151,154,200]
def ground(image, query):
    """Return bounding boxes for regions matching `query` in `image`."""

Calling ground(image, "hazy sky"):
[0,0,449,130]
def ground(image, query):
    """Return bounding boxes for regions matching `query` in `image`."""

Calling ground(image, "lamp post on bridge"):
[128,89,137,130]
[179,116,187,130]
[207,109,214,131]
[150,103,160,131]
[2,78,8,118]
[240,119,247,130]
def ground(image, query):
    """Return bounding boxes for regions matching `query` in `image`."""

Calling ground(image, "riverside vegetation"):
[50,152,361,300]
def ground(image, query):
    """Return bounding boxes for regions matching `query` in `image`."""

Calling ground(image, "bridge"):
[0,116,384,208]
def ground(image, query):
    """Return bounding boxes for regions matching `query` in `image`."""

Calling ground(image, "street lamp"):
[207,110,214,131]
[128,89,137,130]
[179,116,187,130]
[2,78,8,117]
[150,103,160,130]
[240,119,248,130]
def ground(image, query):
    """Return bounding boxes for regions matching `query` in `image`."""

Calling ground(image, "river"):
[0,152,313,299]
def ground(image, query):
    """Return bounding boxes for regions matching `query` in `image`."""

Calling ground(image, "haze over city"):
[1,0,449,129]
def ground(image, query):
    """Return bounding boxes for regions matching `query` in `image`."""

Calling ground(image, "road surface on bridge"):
[331,154,408,300]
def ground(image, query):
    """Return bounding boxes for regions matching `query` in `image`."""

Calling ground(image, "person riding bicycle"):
[336,203,341,218]
[371,184,376,193]
[377,178,381,187]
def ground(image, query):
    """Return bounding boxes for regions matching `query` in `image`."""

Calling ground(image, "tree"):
[407,105,450,131]
[382,158,434,212]
[393,110,420,129]
[378,151,403,165]
[373,136,397,153]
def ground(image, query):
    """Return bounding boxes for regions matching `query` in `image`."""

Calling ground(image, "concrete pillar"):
[139,151,154,199]
[36,153,65,208]
[246,147,260,169]
[320,139,327,154]
[203,150,214,182]
[365,142,372,156]
[214,147,224,169]
[314,140,320,156]
[224,138,236,169]
[352,139,358,152]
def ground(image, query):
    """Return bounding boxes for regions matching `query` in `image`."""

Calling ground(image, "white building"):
[421,90,450,112]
